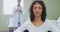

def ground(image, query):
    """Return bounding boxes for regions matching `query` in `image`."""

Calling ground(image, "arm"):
[17,7,23,14]
[49,21,60,32]
[19,7,25,15]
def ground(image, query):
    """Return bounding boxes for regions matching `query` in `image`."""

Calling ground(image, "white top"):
[14,19,60,32]
[12,6,24,27]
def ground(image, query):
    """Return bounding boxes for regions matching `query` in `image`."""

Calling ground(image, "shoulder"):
[20,18,31,28]
[44,19,56,29]
[14,19,31,32]
[45,19,54,25]
[45,19,60,32]
[23,18,31,26]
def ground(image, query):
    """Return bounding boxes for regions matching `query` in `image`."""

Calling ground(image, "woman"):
[14,0,60,32]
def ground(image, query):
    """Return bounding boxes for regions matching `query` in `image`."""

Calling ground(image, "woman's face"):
[33,2,42,17]
[17,0,21,5]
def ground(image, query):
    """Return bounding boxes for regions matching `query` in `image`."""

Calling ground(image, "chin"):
[35,15,40,17]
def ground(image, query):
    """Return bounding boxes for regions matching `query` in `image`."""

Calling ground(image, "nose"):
[36,8,39,11]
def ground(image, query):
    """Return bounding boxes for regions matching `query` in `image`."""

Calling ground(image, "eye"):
[38,7,41,9]
[34,7,37,9]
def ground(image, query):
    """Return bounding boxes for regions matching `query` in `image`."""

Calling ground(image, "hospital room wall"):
[0,0,9,31]
[0,0,60,31]
[43,0,60,20]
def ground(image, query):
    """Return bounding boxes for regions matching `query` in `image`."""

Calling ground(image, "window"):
[3,0,24,15]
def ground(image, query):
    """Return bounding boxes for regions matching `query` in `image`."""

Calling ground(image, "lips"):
[36,12,40,14]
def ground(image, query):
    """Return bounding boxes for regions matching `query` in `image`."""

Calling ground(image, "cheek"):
[38,7,42,14]
[33,9,36,14]
[39,9,42,14]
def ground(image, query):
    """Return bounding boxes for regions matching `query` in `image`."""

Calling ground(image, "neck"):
[32,16,44,27]
[34,16,42,22]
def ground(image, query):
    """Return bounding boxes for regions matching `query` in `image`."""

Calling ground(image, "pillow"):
[57,16,60,22]
[57,16,60,29]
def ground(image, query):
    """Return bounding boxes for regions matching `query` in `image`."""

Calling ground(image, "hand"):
[19,10,22,14]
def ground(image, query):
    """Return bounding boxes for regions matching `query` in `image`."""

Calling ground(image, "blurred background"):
[0,0,60,32]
